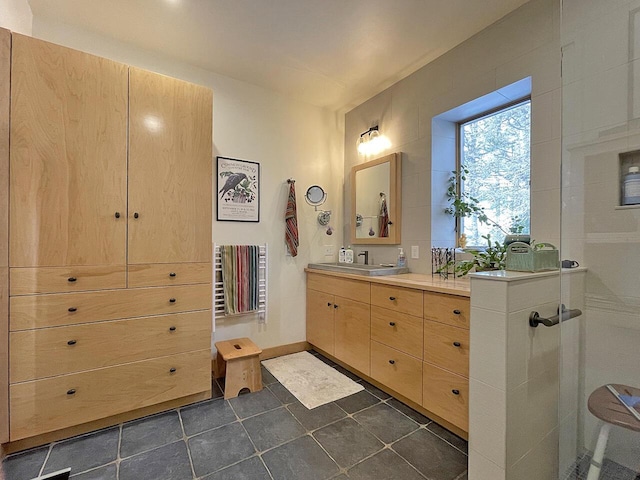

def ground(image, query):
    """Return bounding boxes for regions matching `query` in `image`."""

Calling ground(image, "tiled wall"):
[343,0,561,273]
[469,270,585,480]
[562,0,640,470]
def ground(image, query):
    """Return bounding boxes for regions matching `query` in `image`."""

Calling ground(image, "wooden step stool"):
[214,338,263,399]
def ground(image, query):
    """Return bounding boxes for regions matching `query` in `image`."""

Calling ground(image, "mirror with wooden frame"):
[350,152,401,244]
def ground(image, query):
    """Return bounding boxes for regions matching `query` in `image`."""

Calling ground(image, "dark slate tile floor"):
[1,351,468,480]
[564,453,640,480]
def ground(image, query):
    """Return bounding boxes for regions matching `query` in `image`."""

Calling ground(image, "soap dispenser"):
[397,248,407,267]
[339,246,346,263]
[345,245,354,264]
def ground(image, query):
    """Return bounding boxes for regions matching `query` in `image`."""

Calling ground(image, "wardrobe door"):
[9,34,127,267]
[128,67,212,264]
[0,26,10,445]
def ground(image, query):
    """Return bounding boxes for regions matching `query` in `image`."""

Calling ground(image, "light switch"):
[411,245,419,259]
[323,245,335,256]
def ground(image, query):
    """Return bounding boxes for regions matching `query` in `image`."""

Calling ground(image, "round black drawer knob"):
[115,212,121,219]
[134,212,139,219]
[169,326,176,331]
[389,322,396,327]
[68,307,77,312]
[453,342,461,347]
[452,389,460,395]
[327,302,332,307]
[169,272,177,277]
[389,296,396,301]
[67,389,76,395]
[388,360,395,365]
[334,304,338,309]
[67,340,77,346]
[169,367,177,373]
[67,277,77,282]
[453,309,461,315]
[169,298,176,303]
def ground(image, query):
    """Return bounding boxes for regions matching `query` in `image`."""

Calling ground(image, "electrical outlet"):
[323,245,335,256]
[411,245,419,259]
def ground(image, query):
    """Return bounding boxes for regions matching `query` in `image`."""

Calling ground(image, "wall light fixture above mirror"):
[351,152,401,245]
[356,125,391,156]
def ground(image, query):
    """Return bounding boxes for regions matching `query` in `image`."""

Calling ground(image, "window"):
[458,100,531,246]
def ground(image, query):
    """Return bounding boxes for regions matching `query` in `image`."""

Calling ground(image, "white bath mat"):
[262,351,364,409]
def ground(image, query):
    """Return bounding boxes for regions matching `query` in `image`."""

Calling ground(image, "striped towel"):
[221,245,259,315]
[379,194,389,238]
[285,181,299,257]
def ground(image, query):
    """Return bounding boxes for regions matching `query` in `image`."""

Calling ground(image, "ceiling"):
[28,0,530,112]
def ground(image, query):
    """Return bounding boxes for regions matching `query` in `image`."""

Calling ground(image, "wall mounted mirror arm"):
[350,152,402,245]
[304,185,332,228]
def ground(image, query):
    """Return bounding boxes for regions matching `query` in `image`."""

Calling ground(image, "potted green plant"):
[442,166,525,276]
[452,233,507,275]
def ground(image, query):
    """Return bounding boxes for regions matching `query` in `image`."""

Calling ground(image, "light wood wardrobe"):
[2,31,213,448]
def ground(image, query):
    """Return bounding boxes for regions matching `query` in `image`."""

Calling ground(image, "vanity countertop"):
[305,268,470,297]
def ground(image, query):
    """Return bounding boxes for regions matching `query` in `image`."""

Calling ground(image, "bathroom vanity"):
[305,268,470,438]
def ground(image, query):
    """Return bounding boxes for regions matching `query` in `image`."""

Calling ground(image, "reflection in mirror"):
[305,185,326,207]
[355,163,389,238]
[350,152,401,245]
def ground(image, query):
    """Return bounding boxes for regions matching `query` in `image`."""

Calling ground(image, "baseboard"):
[260,341,311,360]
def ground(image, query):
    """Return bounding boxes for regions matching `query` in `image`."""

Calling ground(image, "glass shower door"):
[560,0,640,478]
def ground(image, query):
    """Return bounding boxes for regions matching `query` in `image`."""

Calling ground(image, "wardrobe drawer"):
[423,320,469,378]
[10,349,211,440]
[10,311,212,383]
[10,284,212,330]
[423,292,470,329]
[307,272,370,304]
[370,340,422,404]
[371,284,422,317]
[128,263,211,288]
[371,306,423,359]
[10,266,126,296]
[422,362,469,432]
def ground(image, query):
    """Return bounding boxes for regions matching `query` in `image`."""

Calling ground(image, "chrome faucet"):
[358,250,369,265]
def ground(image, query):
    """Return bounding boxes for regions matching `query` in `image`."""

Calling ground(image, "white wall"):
[343,0,561,274]
[0,0,32,35]
[0,8,344,351]
[562,0,640,471]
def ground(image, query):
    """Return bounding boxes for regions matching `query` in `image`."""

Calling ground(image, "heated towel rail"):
[213,243,268,330]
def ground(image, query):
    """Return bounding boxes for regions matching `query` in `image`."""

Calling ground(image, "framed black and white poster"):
[216,156,260,222]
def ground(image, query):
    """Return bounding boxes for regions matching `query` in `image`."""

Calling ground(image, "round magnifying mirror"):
[305,185,327,207]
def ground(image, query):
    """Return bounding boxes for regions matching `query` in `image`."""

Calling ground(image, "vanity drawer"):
[371,284,422,317]
[422,362,469,432]
[10,311,212,383]
[10,266,126,296]
[10,349,211,440]
[423,292,470,329]
[370,340,422,404]
[423,320,469,378]
[307,272,370,304]
[10,284,212,331]
[128,263,211,288]
[371,306,423,359]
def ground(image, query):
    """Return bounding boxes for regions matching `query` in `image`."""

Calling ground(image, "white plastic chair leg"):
[587,422,612,480]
